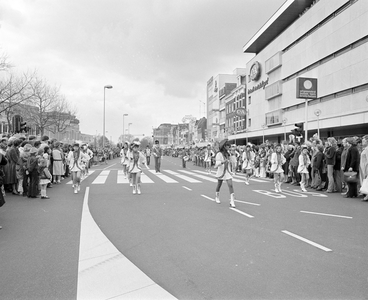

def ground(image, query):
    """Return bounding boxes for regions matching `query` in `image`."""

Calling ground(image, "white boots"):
[230,193,236,208]
[215,192,220,204]
[215,192,236,207]
[300,182,307,192]
[275,182,282,193]
[133,185,141,195]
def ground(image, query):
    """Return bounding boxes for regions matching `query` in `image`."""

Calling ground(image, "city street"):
[1,156,367,300]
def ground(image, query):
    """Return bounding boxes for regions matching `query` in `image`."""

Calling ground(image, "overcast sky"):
[0,0,285,142]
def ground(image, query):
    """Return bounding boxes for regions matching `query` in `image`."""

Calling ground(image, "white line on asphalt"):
[164,170,201,183]
[92,170,110,184]
[300,211,352,219]
[148,170,178,183]
[229,208,254,218]
[103,163,116,170]
[234,200,260,206]
[179,170,217,182]
[182,186,192,191]
[66,170,95,184]
[293,190,328,197]
[201,195,215,202]
[282,230,332,252]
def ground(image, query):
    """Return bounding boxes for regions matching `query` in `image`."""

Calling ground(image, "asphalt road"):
[1,156,368,300]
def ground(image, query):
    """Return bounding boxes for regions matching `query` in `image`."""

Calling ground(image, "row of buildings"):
[209,0,368,145]
[154,0,368,147]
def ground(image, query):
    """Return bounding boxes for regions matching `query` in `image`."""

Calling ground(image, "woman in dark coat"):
[344,137,360,198]
[27,147,39,198]
[4,139,21,194]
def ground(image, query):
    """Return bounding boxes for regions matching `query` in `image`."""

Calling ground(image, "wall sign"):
[235,108,247,117]
[249,61,261,81]
[296,77,318,99]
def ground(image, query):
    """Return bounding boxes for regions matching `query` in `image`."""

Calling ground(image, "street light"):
[122,113,128,142]
[314,109,321,138]
[262,124,266,143]
[103,85,113,149]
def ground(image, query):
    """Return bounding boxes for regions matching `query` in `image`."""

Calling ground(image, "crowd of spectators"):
[0,134,121,226]
[172,134,368,201]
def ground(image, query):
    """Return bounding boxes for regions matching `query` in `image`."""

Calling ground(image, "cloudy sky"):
[0,0,285,142]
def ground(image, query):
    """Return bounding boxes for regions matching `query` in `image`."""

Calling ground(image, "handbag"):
[359,178,368,194]
[344,171,358,183]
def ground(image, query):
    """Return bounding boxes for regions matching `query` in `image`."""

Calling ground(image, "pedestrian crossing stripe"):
[164,170,201,183]
[178,170,218,182]
[66,169,272,185]
[148,170,178,183]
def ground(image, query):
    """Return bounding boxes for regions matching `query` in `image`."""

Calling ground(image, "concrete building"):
[230,0,368,144]
[207,68,246,142]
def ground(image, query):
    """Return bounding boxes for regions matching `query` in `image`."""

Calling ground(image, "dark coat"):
[344,145,360,173]
[324,146,336,165]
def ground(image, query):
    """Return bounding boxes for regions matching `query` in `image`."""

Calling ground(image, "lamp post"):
[283,118,288,141]
[262,124,266,143]
[314,109,321,138]
[103,85,113,149]
[122,113,128,142]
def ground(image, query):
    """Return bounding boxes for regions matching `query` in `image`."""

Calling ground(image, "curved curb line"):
[77,187,177,299]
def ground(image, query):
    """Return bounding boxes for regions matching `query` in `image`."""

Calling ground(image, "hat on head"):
[301,144,308,149]
[30,147,38,154]
[132,141,140,147]
[23,144,32,152]
[73,143,80,147]
[219,139,229,151]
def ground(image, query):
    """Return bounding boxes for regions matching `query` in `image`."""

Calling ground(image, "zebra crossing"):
[65,169,270,185]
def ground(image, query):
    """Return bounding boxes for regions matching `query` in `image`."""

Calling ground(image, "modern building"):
[230,0,368,144]
[207,68,246,142]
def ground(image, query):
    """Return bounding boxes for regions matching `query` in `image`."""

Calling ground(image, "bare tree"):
[0,52,13,71]
[27,77,60,136]
[46,95,78,134]
[0,71,36,132]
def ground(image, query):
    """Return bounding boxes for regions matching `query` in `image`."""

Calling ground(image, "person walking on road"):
[145,145,151,166]
[214,139,236,208]
[242,144,255,185]
[128,141,149,195]
[120,142,130,179]
[270,144,286,193]
[359,135,368,201]
[152,140,162,173]
[67,143,90,194]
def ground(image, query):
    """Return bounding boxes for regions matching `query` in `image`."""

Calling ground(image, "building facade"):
[230,0,368,144]
[207,68,246,142]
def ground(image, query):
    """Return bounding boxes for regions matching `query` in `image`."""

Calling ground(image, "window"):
[248,118,252,127]
[248,96,251,105]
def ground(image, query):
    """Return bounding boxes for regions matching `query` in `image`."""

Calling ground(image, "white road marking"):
[178,170,217,182]
[293,190,328,197]
[103,163,116,170]
[280,190,308,197]
[234,200,260,206]
[164,170,201,183]
[77,188,177,299]
[141,172,154,183]
[91,170,110,184]
[282,230,332,252]
[148,170,178,183]
[193,170,244,183]
[201,195,215,202]
[300,211,352,219]
[117,170,129,184]
[230,208,254,218]
[254,190,287,198]
[182,186,192,191]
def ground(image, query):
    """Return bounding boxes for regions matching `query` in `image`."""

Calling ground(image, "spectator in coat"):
[344,137,360,198]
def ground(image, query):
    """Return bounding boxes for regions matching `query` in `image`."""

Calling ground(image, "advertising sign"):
[296,77,318,99]
[235,108,247,117]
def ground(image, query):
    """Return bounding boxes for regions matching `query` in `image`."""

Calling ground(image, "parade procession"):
[1,0,368,299]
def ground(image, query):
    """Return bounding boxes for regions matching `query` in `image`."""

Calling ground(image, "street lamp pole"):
[103,85,113,149]
[122,113,128,142]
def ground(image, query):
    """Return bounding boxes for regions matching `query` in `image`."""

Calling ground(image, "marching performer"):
[214,139,236,208]
[242,144,255,185]
[128,141,149,195]
[270,144,286,192]
[67,143,90,194]
[204,144,214,174]
[120,141,130,179]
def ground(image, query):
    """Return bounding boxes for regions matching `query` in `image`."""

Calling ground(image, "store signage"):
[248,77,269,95]
[296,77,318,99]
[235,108,247,117]
[249,61,261,81]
